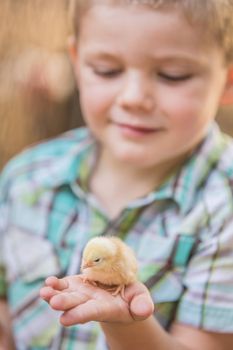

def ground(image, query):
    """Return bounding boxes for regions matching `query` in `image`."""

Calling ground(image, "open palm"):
[40,275,154,326]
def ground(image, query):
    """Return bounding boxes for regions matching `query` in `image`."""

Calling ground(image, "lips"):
[114,121,162,135]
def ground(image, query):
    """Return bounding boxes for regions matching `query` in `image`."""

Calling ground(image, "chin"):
[114,149,153,167]
[110,143,143,161]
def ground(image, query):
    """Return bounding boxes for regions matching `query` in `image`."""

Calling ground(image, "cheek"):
[161,85,211,126]
[165,88,202,116]
[169,105,209,143]
[79,85,114,121]
[161,90,214,148]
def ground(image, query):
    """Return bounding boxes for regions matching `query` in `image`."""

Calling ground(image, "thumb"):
[129,294,154,321]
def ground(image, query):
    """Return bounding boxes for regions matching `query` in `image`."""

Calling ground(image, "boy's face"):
[71,5,229,170]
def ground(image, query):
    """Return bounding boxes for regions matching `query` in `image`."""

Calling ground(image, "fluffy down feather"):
[80,236,138,297]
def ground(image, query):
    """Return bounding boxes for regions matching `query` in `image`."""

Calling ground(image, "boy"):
[1,0,233,349]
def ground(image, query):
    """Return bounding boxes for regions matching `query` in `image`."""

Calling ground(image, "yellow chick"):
[80,236,138,297]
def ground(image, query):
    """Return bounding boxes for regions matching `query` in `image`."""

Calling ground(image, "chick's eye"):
[94,258,101,263]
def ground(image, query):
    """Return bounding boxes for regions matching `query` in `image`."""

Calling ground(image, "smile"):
[114,122,162,137]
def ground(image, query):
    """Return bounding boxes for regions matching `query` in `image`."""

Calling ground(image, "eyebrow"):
[149,48,211,65]
[82,50,121,62]
[82,48,209,68]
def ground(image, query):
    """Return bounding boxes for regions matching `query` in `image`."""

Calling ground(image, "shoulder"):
[2,127,89,171]
[218,136,233,179]
[0,127,91,200]
[178,128,233,235]
[206,133,233,191]
[193,126,233,196]
[201,134,233,225]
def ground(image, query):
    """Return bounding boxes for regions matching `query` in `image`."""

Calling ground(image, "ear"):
[67,35,78,65]
[67,36,80,85]
[220,68,233,105]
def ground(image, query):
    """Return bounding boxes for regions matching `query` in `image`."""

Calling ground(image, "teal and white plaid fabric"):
[1,123,233,349]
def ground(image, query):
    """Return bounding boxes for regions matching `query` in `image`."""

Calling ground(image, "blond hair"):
[69,0,233,64]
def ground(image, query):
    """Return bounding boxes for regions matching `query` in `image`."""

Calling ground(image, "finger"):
[39,286,59,302]
[60,300,109,326]
[49,291,90,311]
[45,276,68,291]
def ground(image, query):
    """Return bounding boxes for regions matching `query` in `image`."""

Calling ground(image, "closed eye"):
[158,72,192,82]
[93,258,101,263]
[93,69,122,78]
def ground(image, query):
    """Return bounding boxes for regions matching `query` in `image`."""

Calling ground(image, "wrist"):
[100,316,169,350]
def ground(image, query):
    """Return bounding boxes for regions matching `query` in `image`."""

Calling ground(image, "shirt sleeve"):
[175,214,233,333]
[0,169,10,297]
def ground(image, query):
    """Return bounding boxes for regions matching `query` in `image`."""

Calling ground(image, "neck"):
[89,149,186,218]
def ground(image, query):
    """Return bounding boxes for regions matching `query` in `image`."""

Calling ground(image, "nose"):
[117,71,154,112]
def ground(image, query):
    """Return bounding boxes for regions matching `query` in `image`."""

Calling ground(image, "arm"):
[101,318,233,350]
[40,276,233,350]
[0,298,15,350]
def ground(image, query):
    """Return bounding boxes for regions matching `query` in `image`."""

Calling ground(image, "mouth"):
[113,122,163,137]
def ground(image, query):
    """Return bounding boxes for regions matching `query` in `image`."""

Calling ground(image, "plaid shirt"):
[1,123,233,350]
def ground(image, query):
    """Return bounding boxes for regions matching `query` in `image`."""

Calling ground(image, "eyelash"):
[93,69,121,78]
[92,68,192,82]
[158,73,192,82]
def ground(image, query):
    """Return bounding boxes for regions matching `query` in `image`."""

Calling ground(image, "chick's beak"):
[82,261,93,270]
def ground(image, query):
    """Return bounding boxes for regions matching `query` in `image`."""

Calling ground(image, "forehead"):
[77,5,219,64]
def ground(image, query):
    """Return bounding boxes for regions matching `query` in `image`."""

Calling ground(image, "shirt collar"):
[165,123,228,214]
[20,124,227,213]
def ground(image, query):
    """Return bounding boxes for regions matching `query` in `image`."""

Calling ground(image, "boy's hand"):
[40,275,154,326]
